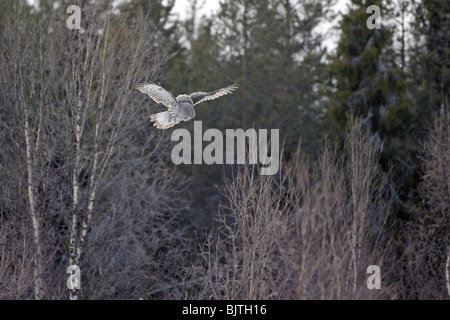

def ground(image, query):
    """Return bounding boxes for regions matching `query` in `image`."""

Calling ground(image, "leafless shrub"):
[401,107,449,299]
[80,130,193,299]
[281,119,397,299]
[0,213,35,299]
[198,119,396,299]
[197,163,293,299]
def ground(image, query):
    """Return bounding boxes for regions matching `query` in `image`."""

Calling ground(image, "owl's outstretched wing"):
[136,82,178,111]
[189,83,238,106]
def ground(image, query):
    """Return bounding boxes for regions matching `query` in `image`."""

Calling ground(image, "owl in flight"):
[136,82,238,129]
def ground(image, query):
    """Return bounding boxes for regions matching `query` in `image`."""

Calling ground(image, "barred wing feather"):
[190,83,238,106]
[135,82,178,111]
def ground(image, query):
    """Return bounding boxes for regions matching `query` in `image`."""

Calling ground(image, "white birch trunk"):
[23,102,45,300]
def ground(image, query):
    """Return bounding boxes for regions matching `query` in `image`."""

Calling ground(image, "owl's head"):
[176,94,193,105]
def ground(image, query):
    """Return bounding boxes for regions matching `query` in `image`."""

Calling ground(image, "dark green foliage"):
[167,0,330,166]
[327,0,421,205]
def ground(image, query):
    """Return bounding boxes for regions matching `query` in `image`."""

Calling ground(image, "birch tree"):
[1,0,192,299]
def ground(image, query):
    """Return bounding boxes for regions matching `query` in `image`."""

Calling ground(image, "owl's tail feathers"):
[150,111,177,129]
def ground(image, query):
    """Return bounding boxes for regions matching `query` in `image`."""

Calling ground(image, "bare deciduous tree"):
[402,107,449,299]
[197,119,396,299]
[0,1,193,300]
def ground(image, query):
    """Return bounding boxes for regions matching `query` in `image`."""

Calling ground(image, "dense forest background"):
[0,0,448,299]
